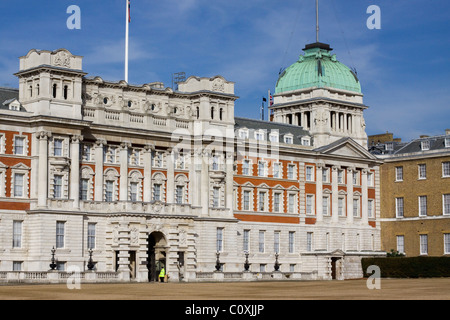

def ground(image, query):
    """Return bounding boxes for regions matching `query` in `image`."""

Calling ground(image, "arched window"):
[219,108,224,121]
[52,84,57,98]
[211,107,215,120]
[63,85,68,100]
[196,107,200,119]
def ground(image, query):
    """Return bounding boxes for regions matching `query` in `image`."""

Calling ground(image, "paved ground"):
[0,278,449,300]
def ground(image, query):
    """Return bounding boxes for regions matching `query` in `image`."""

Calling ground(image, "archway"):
[147,231,167,282]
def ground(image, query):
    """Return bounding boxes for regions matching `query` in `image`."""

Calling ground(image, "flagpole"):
[125,0,129,83]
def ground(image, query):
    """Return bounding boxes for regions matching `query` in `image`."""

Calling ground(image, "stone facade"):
[0,48,384,282]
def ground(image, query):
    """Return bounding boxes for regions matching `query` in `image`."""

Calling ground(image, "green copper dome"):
[275,43,361,94]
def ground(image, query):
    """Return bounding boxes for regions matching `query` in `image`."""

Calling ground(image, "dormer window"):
[284,134,293,144]
[385,142,394,151]
[269,131,279,143]
[255,130,265,141]
[301,137,311,146]
[445,137,450,148]
[421,140,430,151]
[239,129,249,140]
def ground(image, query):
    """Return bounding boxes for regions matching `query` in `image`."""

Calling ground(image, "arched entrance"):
[147,232,167,282]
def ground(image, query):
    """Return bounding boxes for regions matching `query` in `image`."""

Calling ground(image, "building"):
[370,131,450,257]
[0,43,383,283]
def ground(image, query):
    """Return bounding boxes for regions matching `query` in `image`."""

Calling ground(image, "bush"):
[362,256,450,278]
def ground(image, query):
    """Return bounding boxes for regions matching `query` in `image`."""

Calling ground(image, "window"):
[420,234,428,255]
[14,136,25,155]
[175,186,183,204]
[258,231,265,253]
[212,155,219,171]
[288,164,295,180]
[273,163,280,178]
[260,264,266,272]
[82,145,92,161]
[385,142,394,151]
[56,221,65,249]
[418,196,427,216]
[367,172,374,186]
[87,223,96,250]
[395,167,403,182]
[242,160,250,175]
[216,228,224,252]
[13,221,22,248]
[153,184,161,201]
[274,231,280,253]
[13,261,22,271]
[353,171,359,185]
[421,140,430,151]
[418,164,426,179]
[284,135,293,144]
[258,161,266,177]
[306,166,314,182]
[444,194,450,215]
[213,187,220,208]
[301,137,311,146]
[306,232,313,252]
[130,182,138,202]
[338,170,344,184]
[258,191,266,211]
[368,199,374,218]
[322,168,329,183]
[353,198,360,217]
[269,132,278,143]
[53,175,63,199]
[322,196,330,216]
[239,129,249,140]
[273,193,281,212]
[255,131,264,141]
[80,179,89,201]
[338,197,345,216]
[445,138,450,148]
[289,232,295,253]
[444,233,450,254]
[396,235,405,254]
[13,173,25,197]
[54,139,63,157]
[243,190,250,211]
[443,162,450,177]
[396,197,404,218]
[243,230,250,252]
[288,194,295,213]
[306,195,314,215]
[105,181,114,202]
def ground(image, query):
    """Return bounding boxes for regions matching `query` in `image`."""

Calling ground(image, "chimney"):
[446,129,450,135]
[420,135,430,139]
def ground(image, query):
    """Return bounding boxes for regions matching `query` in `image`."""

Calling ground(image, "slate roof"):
[369,134,450,157]
[234,117,311,146]
[0,87,19,108]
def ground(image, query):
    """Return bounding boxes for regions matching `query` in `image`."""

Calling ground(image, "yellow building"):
[370,131,450,257]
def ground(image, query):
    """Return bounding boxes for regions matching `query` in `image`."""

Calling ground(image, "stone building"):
[370,131,450,257]
[0,43,383,283]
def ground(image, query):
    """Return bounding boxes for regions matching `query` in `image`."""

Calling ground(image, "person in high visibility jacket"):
[159,267,165,282]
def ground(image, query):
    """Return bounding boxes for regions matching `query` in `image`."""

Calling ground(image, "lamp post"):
[87,248,95,271]
[215,251,221,271]
[274,252,280,271]
[244,251,250,271]
[49,246,57,270]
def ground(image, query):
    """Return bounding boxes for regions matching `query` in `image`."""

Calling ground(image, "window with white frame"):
[129,170,144,202]
[396,235,405,254]
[53,175,63,199]
[242,160,250,176]
[87,223,96,250]
[421,140,430,151]
[258,161,266,177]
[288,164,295,180]
[0,134,5,154]
[239,129,249,140]
[152,151,163,168]
[353,198,360,217]
[301,137,311,146]
[13,173,25,197]
[269,131,279,143]
[81,144,92,161]
[153,184,162,201]
[443,162,450,177]
[13,261,22,271]
[288,193,295,213]
[444,233,450,254]
[418,164,426,180]
[273,192,281,213]
[14,136,26,155]
[306,232,313,252]
[213,187,220,208]
[289,231,295,253]
[322,168,329,183]
[258,230,265,253]
[104,146,118,164]
[212,155,220,171]
[420,234,428,255]
[128,148,142,167]
[396,197,404,218]
[243,230,250,252]
[353,171,359,185]
[323,195,330,216]
[12,221,22,248]
[445,138,450,148]
[258,191,267,211]
[130,182,139,202]
[56,221,65,249]
[385,142,394,151]
[284,134,293,144]
[54,139,64,157]
[306,194,314,215]
[419,196,427,216]
[273,162,281,178]
[306,166,314,182]
[367,172,374,186]
[338,169,344,184]
[216,228,224,252]
[443,194,450,215]
[104,169,119,202]
[368,199,374,218]
[395,166,403,181]
[105,180,114,202]
[274,231,280,253]
[243,190,251,211]
[338,197,345,216]
[80,167,94,201]
[255,130,264,141]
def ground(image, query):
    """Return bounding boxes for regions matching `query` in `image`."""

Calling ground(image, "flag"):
[128,0,131,23]
[268,90,274,106]
[262,97,267,102]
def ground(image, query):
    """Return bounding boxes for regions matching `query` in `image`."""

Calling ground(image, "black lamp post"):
[87,248,95,271]
[49,246,57,270]
[244,251,250,271]
[274,252,280,271]
[215,251,221,271]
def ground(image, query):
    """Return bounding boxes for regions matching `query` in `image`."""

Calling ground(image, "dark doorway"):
[147,232,167,282]
[331,257,341,280]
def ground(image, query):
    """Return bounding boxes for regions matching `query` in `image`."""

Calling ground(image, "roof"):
[275,42,361,94]
[369,134,450,157]
[234,117,311,146]
[0,87,19,110]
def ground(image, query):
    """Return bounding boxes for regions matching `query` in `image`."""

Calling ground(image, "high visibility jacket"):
[159,268,165,277]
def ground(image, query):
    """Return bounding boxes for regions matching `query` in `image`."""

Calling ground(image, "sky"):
[0,0,449,141]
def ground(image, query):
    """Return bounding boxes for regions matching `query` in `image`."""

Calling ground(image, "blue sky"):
[0,0,449,141]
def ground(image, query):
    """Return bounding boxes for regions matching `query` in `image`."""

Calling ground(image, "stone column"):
[117,222,131,282]
[166,148,174,204]
[316,163,323,222]
[201,150,210,214]
[70,135,83,208]
[119,142,130,201]
[346,167,354,224]
[143,144,154,203]
[361,169,369,224]
[225,152,234,215]
[331,166,339,223]
[94,139,105,201]
[37,131,50,207]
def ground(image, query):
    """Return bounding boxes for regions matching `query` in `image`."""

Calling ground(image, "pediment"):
[11,163,30,170]
[331,249,345,256]
[316,138,377,160]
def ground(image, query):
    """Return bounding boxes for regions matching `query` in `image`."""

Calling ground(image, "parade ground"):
[0,278,449,300]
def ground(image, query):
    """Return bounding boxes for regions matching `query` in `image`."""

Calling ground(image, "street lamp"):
[87,248,95,271]
[215,251,221,271]
[274,252,280,271]
[244,251,250,271]
[49,246,57,270]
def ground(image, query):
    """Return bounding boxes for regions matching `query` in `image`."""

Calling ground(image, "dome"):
[275,43,361,94]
